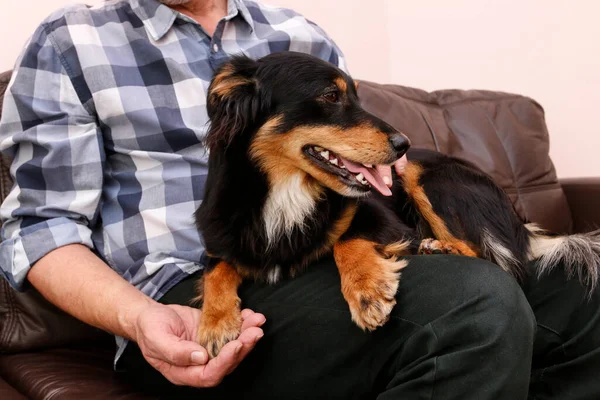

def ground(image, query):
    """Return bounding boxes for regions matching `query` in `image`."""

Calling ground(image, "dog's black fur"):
[193,51,600,357]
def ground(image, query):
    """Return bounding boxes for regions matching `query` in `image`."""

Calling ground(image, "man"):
[0,0,598,398]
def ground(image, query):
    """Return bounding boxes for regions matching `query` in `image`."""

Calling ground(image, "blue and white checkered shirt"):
[0,0,346,364]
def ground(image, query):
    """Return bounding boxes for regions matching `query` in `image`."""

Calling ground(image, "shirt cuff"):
[0,217,94,291]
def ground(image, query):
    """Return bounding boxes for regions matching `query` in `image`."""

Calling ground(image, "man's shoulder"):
[240,1,346,70]
[37,0,132,36]
[241,1,314,27]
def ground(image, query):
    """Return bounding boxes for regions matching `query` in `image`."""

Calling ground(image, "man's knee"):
[397,255,536,339]
[241,254,536,343]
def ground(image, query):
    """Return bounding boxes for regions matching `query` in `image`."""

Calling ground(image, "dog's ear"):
[206,56,264,151]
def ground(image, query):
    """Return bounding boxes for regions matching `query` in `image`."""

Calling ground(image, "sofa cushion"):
[0,346,153,400]
[0,279,112,353]
[358,81,573,234]
[0,376,27,400]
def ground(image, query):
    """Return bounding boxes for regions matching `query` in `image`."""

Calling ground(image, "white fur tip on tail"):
[527,224,600,297]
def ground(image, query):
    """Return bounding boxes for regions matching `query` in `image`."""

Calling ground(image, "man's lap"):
[524,263,600,399]
[119,255,599,399]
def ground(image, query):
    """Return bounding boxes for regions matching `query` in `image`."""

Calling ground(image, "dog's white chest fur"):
[263,173,316,247]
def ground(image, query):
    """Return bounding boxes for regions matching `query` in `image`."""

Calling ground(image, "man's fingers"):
[152,360,221,388]
[237,326,264,347]
[376,164,393,187]
[147,335,208,367]
[147,321,264,388]
[225,327,263,374]
[154,335,258,389]
[204,327,264,376]
[394,155,408,177]
[241,311,266,330]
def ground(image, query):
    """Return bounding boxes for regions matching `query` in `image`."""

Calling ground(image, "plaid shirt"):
[0,0,346,364]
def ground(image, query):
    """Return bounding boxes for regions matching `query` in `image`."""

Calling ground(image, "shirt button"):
[212,43,219,52]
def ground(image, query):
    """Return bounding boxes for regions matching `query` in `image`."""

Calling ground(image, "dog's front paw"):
[343,257,406,331]
[197,301,242,359]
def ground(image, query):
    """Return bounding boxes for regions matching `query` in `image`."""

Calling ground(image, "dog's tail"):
[526,223,600,296]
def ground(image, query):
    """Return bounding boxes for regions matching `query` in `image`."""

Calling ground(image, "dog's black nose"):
[389,134,411,156]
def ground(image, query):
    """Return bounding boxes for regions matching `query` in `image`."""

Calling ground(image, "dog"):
[193,51,600,358]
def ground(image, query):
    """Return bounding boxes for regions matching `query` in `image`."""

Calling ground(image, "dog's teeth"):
[355,173,369,185]
[340,164,346,169]
[314,146,324,152]
[362,163,373,168]
[330,158,338,166]
[320,151,329,159]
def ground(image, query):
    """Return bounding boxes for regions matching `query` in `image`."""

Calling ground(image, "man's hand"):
[30,245,264,389]
[377,155,408,188]
[394,154,408,177]
[134,303,265,387]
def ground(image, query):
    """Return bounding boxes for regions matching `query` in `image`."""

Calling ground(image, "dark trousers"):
[119,255,600,399]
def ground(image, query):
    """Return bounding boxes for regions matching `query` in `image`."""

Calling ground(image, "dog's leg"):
[196,260,243,359]
[403,162,479,258]
[333,239,409,331]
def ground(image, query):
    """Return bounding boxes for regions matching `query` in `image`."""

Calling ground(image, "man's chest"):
[64,17,336,156]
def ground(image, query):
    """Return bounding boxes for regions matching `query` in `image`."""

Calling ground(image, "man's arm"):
[28,244,153,341]
[0,20,263,388]
[29,243,265,387]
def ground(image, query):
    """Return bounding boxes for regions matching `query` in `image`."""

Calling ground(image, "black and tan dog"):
[194,51,600,358]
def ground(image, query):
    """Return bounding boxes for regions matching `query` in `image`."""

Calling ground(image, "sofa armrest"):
[560,177,600,233]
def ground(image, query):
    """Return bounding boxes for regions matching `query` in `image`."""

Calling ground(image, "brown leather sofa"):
[0,68,599,399]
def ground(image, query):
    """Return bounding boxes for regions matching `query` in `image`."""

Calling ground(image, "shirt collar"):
[231,0,255,31]
[130,0,254,41]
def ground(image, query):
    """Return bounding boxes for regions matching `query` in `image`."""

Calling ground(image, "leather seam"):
[418,110,441,152]
[480,107,529,221]
[504,183,564,195]
[371,85,525,107]
[5,281,17,352]
[0,280,16,352]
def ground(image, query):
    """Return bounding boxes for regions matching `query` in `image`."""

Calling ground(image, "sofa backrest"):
[358,81,572,234]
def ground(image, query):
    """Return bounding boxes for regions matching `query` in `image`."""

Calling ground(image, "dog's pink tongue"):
[338,157,392,196]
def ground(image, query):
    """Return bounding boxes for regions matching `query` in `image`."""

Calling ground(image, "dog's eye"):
[322,91,339,103]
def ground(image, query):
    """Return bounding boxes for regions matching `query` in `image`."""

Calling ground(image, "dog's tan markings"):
[212,76,253,98]
[196,261,243,359]
[325,203,358,248]
[251,119,395,197]
[335,77,348,94]
[333,238,407,331]
[402,162,479,257]
[210,64,254,98]
[354,80,359,91]
[250,118,328,243]
[377,240,412,258]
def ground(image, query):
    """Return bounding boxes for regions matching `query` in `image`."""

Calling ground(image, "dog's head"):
[205,51,410,198]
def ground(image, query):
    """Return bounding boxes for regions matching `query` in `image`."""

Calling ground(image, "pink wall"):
[2,0,598,177]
